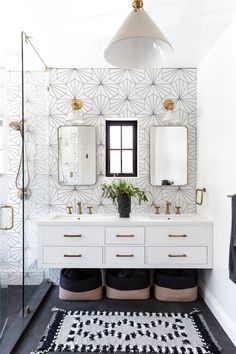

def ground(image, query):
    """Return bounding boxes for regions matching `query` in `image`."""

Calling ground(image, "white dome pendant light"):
[104,0,173,69]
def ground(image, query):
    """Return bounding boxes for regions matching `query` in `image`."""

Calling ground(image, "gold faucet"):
[154,205,160,214]
[77,201,82,214]
[66,205,73,214]
[87,206,93,214]
[165,201,171,214]
[175,206,181,214]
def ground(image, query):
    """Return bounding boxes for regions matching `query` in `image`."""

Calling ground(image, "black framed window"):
[106,120,137,177]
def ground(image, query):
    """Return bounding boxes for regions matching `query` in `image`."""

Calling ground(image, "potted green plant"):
[102,180,148,218]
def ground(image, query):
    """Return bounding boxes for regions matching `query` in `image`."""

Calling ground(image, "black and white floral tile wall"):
[3,67,197,285]
[48,68,197,212]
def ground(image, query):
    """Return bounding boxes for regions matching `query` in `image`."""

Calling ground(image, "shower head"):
[9,120,22,132]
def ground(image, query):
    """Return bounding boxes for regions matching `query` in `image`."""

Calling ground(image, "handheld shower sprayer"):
[9,120,31,200]
[9,120,22,133]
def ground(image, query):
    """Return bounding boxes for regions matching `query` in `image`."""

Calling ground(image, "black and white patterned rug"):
[33,308,222,354]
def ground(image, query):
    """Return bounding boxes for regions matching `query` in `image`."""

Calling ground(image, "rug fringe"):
[198,313,222,352]
[35,309,66,353]
[51,308,202,317]
[51,306,67,313]
[33,311,58,353]
[189,308,201,315]
[190,312,222,353]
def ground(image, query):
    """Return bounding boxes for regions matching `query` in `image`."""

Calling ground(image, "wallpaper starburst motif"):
[3,67,197,285]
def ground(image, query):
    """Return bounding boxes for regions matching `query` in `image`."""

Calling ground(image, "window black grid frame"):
[105,120,138,177]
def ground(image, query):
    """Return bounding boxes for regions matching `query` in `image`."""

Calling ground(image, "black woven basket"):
[59,268,102,300]
[154,269,198,302]
[106,269,150,300]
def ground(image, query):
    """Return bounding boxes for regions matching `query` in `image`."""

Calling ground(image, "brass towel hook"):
[196,188,206,205]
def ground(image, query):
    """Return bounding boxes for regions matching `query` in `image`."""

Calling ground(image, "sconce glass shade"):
[162,110,180,124]
[66,110,84,125]
[104,9,172,69]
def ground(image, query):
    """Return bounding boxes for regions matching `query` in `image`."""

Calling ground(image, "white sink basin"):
[51,213,192,222]
[130,214,193,222]
[51,213,120,221]
[37,213,211,225]
[139,214,192,221]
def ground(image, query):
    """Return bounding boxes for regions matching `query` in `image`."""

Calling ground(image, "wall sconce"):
[66,99,84,124]
[162,99,180,123]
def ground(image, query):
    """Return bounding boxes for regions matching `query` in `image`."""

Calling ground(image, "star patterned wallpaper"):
[1,67,197,285]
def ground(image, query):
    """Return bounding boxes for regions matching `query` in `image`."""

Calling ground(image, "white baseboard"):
[199,279,236,346]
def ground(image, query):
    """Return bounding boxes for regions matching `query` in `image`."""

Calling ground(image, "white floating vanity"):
[37,214,213,269]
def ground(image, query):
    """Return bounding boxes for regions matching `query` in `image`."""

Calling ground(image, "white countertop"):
[36,213,212,226]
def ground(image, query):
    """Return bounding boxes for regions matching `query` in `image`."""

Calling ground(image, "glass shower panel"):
[0,210,8,340]
[0,68,11,339]
[22,33,49,313]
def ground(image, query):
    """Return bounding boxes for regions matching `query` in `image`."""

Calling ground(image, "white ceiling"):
[1,0,236,69]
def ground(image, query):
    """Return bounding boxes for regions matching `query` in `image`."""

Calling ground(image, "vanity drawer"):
[43,246,103,265]
[146,226,212,246]
[147,246,207,265]
[42,226,104,246]
[105,227,145,245]
[105,246,145,265]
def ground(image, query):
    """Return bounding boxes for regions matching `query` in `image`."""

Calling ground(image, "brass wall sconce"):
[66,99,84,124]
[162,99,180,123]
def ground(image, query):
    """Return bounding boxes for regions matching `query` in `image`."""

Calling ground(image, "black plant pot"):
[117,194,131,218]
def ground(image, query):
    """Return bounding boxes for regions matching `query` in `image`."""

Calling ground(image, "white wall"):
[197,18,236,346]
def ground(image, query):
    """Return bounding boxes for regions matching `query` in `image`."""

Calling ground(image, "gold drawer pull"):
[168,254,187,258]
[64,234,82,238]
[116,234,134,238]
[64,254,82,257]
[116,254,134,258]
[168,234,187,238]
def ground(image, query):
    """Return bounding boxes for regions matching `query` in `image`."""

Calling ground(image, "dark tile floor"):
[2,286,39,322]
[0,285,49,354]
[11,286,236,354]
[0,288,8,338]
